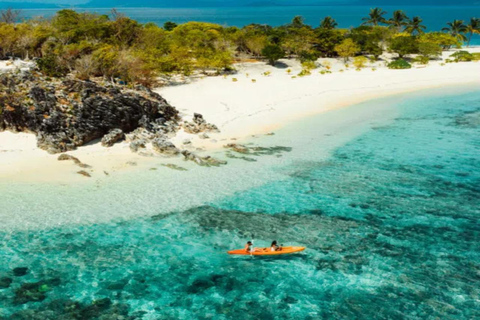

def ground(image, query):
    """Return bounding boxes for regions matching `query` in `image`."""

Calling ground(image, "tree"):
[314,28,344,57]
[362,8,387,26]
[465,18,480,47]
[388,10,409,32]
[418,42,442,60]
[111,16,142,47]
[320,16,338,29]
[291,16,305,29]
[419,32,461,49]
[0,8,20,24]
[405,16,426,35]
[389,35,418,58]
[348,26,390,59]
[442,20,467,42]
[282,26,316,57]
[334,38,360,62]
[163,21,178,31]
[262,44,285,65]
[110,8,125,21]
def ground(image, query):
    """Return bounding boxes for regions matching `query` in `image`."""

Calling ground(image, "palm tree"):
[320,16,338,29]
[465,18,480,47]
[388,10,409,32]
[291,16,305,29]
[405,16,426,35]
[442,20,468,42]
[362,7,387,26]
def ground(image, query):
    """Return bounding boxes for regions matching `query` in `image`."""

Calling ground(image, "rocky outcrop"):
[152,138,180,156]
[182,113,219,134]
[0,71,179,154]
[101,129,124,147]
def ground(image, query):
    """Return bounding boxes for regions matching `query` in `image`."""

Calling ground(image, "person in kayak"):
[245,241,254,253]
[271,240,282,252]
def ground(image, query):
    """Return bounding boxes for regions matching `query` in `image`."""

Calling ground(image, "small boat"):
[227,246,305,256]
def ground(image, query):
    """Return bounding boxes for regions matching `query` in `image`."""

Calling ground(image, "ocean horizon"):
[16,6,480,45]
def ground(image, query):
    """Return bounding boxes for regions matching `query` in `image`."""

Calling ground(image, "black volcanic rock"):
[0,72,180,154]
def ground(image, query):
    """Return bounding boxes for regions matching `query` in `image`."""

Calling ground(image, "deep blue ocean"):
[0,87,479,319]
[18,6,480,45]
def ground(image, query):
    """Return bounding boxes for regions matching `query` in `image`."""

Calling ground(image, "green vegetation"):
[450,50,475,62]
[335,39,360,62]
[262,44,285,65]
[387,59,412,69]
[465,18,480,47]
[0,7,477,87]
[353,56,368,70]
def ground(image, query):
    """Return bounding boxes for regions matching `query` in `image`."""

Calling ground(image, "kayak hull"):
[228,246,305,256]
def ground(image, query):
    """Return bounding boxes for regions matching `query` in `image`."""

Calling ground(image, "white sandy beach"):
[1,48,479,182]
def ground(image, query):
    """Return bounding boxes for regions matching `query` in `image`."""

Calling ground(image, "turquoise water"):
[1,87,480,319]
[19,6,480,44]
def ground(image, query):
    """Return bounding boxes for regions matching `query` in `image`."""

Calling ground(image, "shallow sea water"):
[0,87,479,319]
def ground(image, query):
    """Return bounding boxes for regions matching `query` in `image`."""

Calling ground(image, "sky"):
[0,0,478,8]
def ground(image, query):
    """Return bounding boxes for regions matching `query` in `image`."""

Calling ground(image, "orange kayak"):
[228,246,305,256]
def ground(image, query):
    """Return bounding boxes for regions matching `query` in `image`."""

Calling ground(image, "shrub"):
[472,53,480,61]
[418,42,442,59]
[74,55,98,80]
[262,71,271,76]
[413,55,430,65]
[353,56,368,70]
[301,60,316,71]
[232,78,238,82]
[286,68,292,74]
[450,51,474,62]
[37,54,68,77]
[298,69,311,77]
[387,59,412,69]
[251,79,256,83]
[298,51,319,63]
[262,44,285,65]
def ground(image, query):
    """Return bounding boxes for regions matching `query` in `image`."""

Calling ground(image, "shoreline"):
[1,50,480,183]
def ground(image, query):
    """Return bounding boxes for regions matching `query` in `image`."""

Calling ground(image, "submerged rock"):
[224,143,292,156]
[14,278,61,304]
[181,150,227,167]
[162,163,188,171]
[13,267,29,277]
[0,276,13,288]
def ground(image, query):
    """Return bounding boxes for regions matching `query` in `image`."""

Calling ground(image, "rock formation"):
[0,71,179,154]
